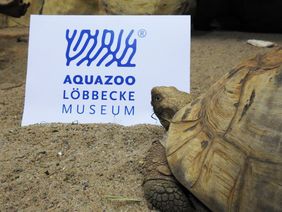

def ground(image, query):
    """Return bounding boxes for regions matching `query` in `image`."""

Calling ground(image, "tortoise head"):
[151,86,192,130]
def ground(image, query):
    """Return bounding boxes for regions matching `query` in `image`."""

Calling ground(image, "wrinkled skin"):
[151,87,192,130]
[143,140,196,212]
[0,0,30,17]
[143,140,209,212]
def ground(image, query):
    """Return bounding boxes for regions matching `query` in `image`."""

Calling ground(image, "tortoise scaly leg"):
[143,140,208,212]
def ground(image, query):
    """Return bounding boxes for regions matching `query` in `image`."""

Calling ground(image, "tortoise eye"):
[154,95,162,102]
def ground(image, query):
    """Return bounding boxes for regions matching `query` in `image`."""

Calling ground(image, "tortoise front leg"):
[143,140,208,212]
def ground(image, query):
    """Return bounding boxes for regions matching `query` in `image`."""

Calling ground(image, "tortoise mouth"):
[158,117,170,131]
[153,107,177,130]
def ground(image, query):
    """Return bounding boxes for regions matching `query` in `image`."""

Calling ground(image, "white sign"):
[22,15,190,126]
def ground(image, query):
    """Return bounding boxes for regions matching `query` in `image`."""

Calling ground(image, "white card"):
[22,15,191,126]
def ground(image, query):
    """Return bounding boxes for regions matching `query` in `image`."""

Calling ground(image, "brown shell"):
[166,48,282,212]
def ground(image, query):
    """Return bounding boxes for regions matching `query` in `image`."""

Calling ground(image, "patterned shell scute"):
[166,48,282,212]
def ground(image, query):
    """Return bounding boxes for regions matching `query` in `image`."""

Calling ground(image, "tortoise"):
[143,48,282,212]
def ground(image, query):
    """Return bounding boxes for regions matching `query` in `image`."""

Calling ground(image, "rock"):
[43,0,99,15]
[100,0,194,15]
[0,0,100,27]
[247,39,276,48]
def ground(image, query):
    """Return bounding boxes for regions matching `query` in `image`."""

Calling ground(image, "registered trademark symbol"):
[138,29,147,38]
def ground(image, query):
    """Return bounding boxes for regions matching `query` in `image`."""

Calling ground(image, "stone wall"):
[0,0,193,28]
[0,0,100,28]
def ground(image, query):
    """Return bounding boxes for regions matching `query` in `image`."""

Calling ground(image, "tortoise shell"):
[166,48,282,211]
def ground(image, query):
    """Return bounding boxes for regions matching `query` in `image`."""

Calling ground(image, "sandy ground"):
[0,26,281,211]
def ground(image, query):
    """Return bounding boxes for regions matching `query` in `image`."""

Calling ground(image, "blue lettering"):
[125,106,134,116]
[85,75,94,84]
[63,90,69,99]
[63,75,135,86]
[105,75,113,85]
[101,91,107,100]
[83,90,89,100]
[119,91,126,101]
[92,91,99,100]
[73,75,83,84]
[112,105,120,116]
[62,104,72,114]
[125,76,135,85]
[94,76,103,85]
[114,76,124,85]
[70,88,80,100]
[128,91,135,101]
[63,75,72,84]
[101,105,107,115]
[110,91,117,100]
[89,105,96,114]
[77,104,85,114]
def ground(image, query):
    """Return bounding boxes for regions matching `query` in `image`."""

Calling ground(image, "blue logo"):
[65,29,137,67]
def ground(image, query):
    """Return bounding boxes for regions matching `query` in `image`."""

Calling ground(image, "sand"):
[0,27,281,211]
